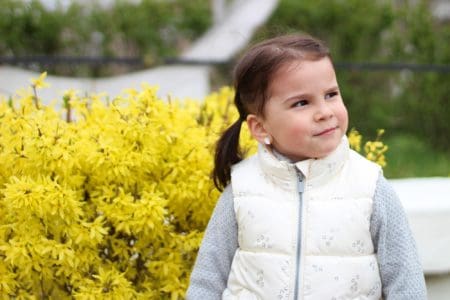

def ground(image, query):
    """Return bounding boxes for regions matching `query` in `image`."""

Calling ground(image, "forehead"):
[268,57,337,97]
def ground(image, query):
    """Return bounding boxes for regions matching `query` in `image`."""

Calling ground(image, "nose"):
[314,101,334,121]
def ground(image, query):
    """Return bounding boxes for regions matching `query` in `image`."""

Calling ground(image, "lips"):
[314,126,338,136]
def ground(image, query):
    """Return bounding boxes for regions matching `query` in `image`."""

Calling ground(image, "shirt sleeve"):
[370,174,427,299]
[186,185,238,299]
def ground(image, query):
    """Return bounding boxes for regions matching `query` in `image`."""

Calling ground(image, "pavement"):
[182,0,279,62]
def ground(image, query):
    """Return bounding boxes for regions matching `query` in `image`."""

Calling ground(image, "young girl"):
[186,34,426,300]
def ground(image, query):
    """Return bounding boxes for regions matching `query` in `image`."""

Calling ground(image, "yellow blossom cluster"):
[348,128,388,167]
[0,73,386,298]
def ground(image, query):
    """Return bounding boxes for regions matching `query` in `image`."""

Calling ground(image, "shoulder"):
[230,153,260,189]
[374,174,401,205]
[372,173,406,226]
[375,174,397,196]
[220,185,233,204]
[213,184,234,214]
[344,149,382,196]
[231,153,258,173]
[348,149,382,172]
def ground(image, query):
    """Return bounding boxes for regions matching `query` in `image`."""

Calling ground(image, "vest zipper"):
[293,170,304,300]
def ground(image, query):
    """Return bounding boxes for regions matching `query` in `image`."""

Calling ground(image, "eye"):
[292,100,308,107]
[325,91,339,100]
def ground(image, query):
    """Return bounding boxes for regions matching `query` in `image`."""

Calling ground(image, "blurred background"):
[0,0,448,179]
[0,0,449,297]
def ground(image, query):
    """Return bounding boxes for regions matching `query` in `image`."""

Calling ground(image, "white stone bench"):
[390,177,450,299]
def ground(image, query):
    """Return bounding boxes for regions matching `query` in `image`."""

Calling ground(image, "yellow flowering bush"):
[0,74,386,298]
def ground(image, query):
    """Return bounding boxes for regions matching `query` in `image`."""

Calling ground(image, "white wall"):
[391,178,450,299]
[0,65,210,108]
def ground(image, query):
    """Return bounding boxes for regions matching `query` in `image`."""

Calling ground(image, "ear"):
[246,114,270,144]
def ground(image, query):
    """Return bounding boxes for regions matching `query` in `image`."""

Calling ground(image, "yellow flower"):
[348,128,362,152]
[62,89,77,101]
[30,71,50,89]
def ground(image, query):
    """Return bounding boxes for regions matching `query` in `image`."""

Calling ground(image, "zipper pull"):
[297,171,304,194]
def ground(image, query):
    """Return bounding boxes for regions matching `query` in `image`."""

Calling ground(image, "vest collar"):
[257,136,349,184]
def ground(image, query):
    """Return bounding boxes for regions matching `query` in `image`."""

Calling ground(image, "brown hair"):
[213,34,331,191]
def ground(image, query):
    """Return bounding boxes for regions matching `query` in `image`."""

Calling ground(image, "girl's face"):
[247,57,348,162]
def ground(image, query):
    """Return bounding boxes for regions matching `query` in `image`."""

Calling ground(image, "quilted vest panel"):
[223,138,382,300]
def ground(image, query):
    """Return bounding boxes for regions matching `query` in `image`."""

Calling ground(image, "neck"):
[258,136,349,180]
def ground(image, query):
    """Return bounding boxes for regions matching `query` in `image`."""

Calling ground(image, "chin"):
[314,147,337,159]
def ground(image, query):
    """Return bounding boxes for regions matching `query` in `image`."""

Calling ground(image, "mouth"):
[314,126,338,136]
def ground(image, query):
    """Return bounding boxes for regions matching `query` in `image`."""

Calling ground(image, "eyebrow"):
[282,85,340,103]
[326,85,340,93]
[282,93,310,104]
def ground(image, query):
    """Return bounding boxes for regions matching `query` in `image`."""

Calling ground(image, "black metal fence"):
[1,56,450,73]
[0,56,144,67]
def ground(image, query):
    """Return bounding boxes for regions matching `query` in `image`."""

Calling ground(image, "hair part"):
[213,34,331,191]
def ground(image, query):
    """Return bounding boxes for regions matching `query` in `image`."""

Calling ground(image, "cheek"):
[285,120,309,140]
[337,105,349,129]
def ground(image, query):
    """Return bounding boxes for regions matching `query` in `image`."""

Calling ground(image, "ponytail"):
[213,118,244,191]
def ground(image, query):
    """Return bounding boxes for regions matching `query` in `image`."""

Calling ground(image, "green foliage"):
[389,3,450,151]
[0,0,211,75]
[255,0,450,150]
[0,0,66,54]
[384,134,450,178]
[257,0,395,61]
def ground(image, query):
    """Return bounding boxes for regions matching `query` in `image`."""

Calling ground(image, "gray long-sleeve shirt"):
[186,174,427,299]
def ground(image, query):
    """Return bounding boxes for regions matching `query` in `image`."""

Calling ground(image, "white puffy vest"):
[223,138,382,300]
